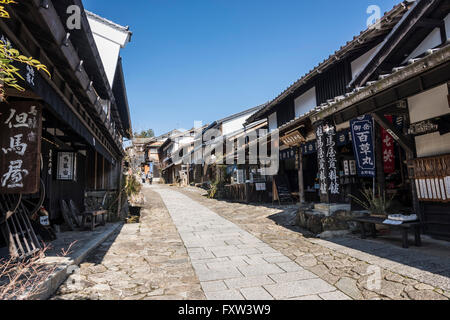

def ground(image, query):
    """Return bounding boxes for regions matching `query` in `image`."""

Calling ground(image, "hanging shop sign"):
[316,123,340,196]
[0,102,42,194]
[408,120,439,136]
[301,140,317,155]
[255,183,266,191]
[316,125,328,195]
[382,115,396,174]
[350,115,376,178]
[325,124,339,195]
[280,130,305,147]
[280,148,296,160]
[343,160,350,176]
[57,152,77,181]
[336,128,352,147]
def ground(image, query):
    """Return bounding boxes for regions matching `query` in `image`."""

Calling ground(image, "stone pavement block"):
[225,276,275,289]
[335,277,363,300]
[264,279,337,299]
[240,287,274,300]
[192,263,209,272]
[238,264,285,277]
[212,247,261,258]
[205,290,245,300]
[190,251,216,261]
[289,295,322,300]
[268,270,318,283]
[276,261,304,272]
[196,267,244,282]
[201,281,228,293]
[319,291,352,300]
[207,260,249,269]
[263,255,292,264]
[256,246,280,254]
[242,256,268,265]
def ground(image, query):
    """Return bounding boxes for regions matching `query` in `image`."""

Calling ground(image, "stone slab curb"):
[29,223,123,300]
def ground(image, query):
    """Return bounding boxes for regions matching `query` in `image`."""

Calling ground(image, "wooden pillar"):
[102,156,105,190]
[298,148,306,204]
[375,122,386,193]
[407,151,421,218]
[94,151,98,190]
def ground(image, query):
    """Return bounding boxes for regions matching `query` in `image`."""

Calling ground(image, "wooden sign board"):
[0,102,42,194]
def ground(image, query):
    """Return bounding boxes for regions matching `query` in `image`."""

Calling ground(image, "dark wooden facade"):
[0,1,131,232]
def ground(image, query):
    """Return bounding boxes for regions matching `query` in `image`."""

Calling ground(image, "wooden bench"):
[80,209,107,231]
[352,216,422,249]
[65,199,108,231]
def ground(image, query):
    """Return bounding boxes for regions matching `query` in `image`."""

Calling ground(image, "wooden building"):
[246,1,417,205]
[244,0,450,241]
[0,1,132,257]
[313,0,450,239]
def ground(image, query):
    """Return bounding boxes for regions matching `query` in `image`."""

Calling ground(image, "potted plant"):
[125,173,143,216]
[349,187,393,218]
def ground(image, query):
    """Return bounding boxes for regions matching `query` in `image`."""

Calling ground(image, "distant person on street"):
[141,172,146,184]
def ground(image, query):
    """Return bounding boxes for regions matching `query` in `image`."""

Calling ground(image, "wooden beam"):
[416,18,444,28]
[371,112,415,155]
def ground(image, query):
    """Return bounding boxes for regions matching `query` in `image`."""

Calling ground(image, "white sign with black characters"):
[255,183,266,191]
[57,152,76,181]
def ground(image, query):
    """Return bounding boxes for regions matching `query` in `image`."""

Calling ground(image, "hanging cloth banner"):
[382,115,396,174]
[325,124,339,195]
[350,115,376,178]
[316,125,328,195]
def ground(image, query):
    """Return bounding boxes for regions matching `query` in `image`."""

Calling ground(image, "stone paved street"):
[152,186,347,300]
[53,187,205,300]
[53,185,450,300]
[173,186,450,300]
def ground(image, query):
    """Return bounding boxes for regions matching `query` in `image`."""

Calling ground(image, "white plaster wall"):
[294,87,317,117]
[405,28,442,62]
[91,33,121,85]
[268,112,278,132]
[87,15,131,86]
[408,84,449,124]
[351,44,381,80]
[222,113,253,136]
[416,132,450,158]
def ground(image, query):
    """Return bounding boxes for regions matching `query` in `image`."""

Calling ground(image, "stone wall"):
[296,205,367,237]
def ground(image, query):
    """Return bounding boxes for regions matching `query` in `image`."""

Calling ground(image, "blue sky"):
[83,0,400,137]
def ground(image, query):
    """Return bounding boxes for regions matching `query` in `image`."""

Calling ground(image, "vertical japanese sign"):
[316,125,327,195]
[57,152,76,181]
[350,115,375,177]
[325,124,339,195]
[382,115,395,174]
[0,102,42,194]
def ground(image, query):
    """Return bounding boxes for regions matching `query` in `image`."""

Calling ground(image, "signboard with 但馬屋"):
[0,102,42,194]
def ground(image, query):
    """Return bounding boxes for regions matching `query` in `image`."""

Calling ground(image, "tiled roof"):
[85,10,131,33]
[312,41,450,122]
[246,0,413,124]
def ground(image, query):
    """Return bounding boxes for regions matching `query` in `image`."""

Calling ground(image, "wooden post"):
[102,156,105,190]
[375,122,386,194]
[298,148,305,204]
[94,151,98,190]
[115,160,123,221]
[407,151,421,217]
